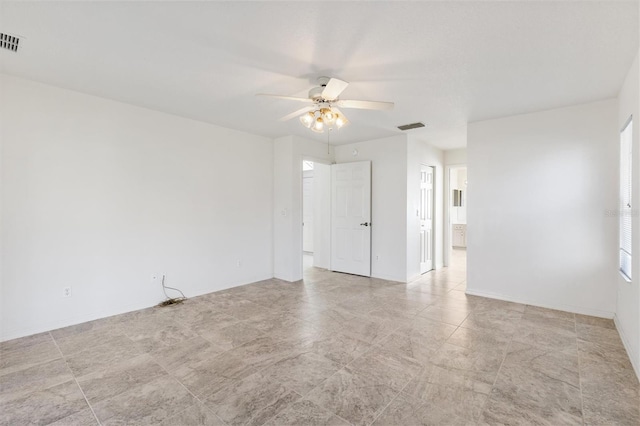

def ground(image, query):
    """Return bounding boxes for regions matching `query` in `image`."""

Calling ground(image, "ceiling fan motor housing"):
[308,86,325,100]
[309,76,332,100]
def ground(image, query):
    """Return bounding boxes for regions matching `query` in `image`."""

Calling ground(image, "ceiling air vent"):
[0,33,20,52]
[397,122,426,131]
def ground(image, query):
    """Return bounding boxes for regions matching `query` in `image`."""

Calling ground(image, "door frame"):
[420,164,435,274]
[444,163,467,267]
[299,155,333,276]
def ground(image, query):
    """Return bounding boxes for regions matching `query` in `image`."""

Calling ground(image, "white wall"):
[334,135,408,282]
[406,138,445,281]
[273,135,332,282]
[0,74,274,341]
[616,50,640,377]
[467,99,619,318]
[272,137,296,281]
[444,148,467,166]
[312,163,331,269]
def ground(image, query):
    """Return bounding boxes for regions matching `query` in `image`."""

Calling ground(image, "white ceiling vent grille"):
[1,33,20,52]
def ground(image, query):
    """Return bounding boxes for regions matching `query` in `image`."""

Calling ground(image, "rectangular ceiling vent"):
[1,33,20,52]
[397,122,425,131]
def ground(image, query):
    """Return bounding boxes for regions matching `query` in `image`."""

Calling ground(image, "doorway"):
[300,160,373,277]
[301,160,331,273]
[448,166,467,269]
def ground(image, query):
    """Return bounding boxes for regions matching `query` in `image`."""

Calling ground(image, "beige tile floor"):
[1,249,639,425]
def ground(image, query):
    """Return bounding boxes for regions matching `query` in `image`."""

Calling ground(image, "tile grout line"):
[364,270,469,425]
[153,359,231,426]
[574,317,586,426]
[475,310,521,421]
[49,331,103,426]
[362,314,461,425]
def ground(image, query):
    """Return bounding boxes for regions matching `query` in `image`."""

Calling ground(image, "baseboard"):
[0,273,274,343]
[407,274,421,283]
[370,272,406,283]
[0,300,154,343]
[465,288,615,319]
[188,273,275,297]
[614,315,640,381]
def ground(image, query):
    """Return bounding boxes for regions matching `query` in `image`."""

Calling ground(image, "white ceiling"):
[1,1,637,149]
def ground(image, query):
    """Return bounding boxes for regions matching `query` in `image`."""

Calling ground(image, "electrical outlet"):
[376,255,380,261]
[151,275,159,285]
[236,260,242,267]
[63,287,72,297]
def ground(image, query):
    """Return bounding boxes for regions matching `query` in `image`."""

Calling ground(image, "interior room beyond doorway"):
[302,160,331,273]
[449,166,468,265]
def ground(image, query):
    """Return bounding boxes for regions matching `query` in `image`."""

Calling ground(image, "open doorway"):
[449,166,467,269]
[301,160,331,274]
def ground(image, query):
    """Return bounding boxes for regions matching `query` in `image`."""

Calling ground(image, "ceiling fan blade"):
[279,106,314,122]
[336,99,394,110]
[321,78,349,100]
[256,94,313,103]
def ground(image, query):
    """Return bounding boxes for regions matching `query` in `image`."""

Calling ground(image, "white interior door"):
[420,165,434,273]
[302,172,314,252]
[331,161,371,276]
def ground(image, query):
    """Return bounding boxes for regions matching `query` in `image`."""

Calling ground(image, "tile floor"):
[1,249,639,425]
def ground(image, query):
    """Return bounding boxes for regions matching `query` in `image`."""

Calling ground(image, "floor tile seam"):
[521,313,577,325]
[242,388,305,426]
[0,351,66,380]
[575,318,586,426]
[303,364,388,426]
[441,325,512,352]
[215,318,270,342]
[158,363,232,426]
[476,321,518,420]
[574,335,626,351]
[194,338,310,399]
[155,331,235,365]
[0,350,77,407]
[49,331,103,426]
[365,358,425,426]
[0,333,60,358]
[298,364,352,417]
[184,332,273,374]
[156,306,217,332]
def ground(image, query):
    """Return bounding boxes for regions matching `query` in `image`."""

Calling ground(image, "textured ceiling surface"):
[1,1,638,149]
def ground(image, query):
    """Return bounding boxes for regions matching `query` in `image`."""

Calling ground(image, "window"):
[620,118,633,281]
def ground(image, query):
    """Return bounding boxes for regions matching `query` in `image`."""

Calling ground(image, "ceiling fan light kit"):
[299,107,349,133]
[258,76,392,134]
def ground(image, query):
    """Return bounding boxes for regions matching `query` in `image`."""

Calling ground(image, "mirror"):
[453,189,463,207]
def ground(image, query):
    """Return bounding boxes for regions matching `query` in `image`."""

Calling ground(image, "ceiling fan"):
[257,77,394,133]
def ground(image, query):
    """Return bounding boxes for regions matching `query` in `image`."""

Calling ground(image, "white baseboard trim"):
[465,288,615,319]
[370,273,406,283]
[0,273,274,342]
[273,272,297,282]
[407,274,421,283]
[1,300,154,343]
[614,315,640,381]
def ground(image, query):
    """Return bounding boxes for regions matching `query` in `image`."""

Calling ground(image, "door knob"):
[360,222,370,227]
